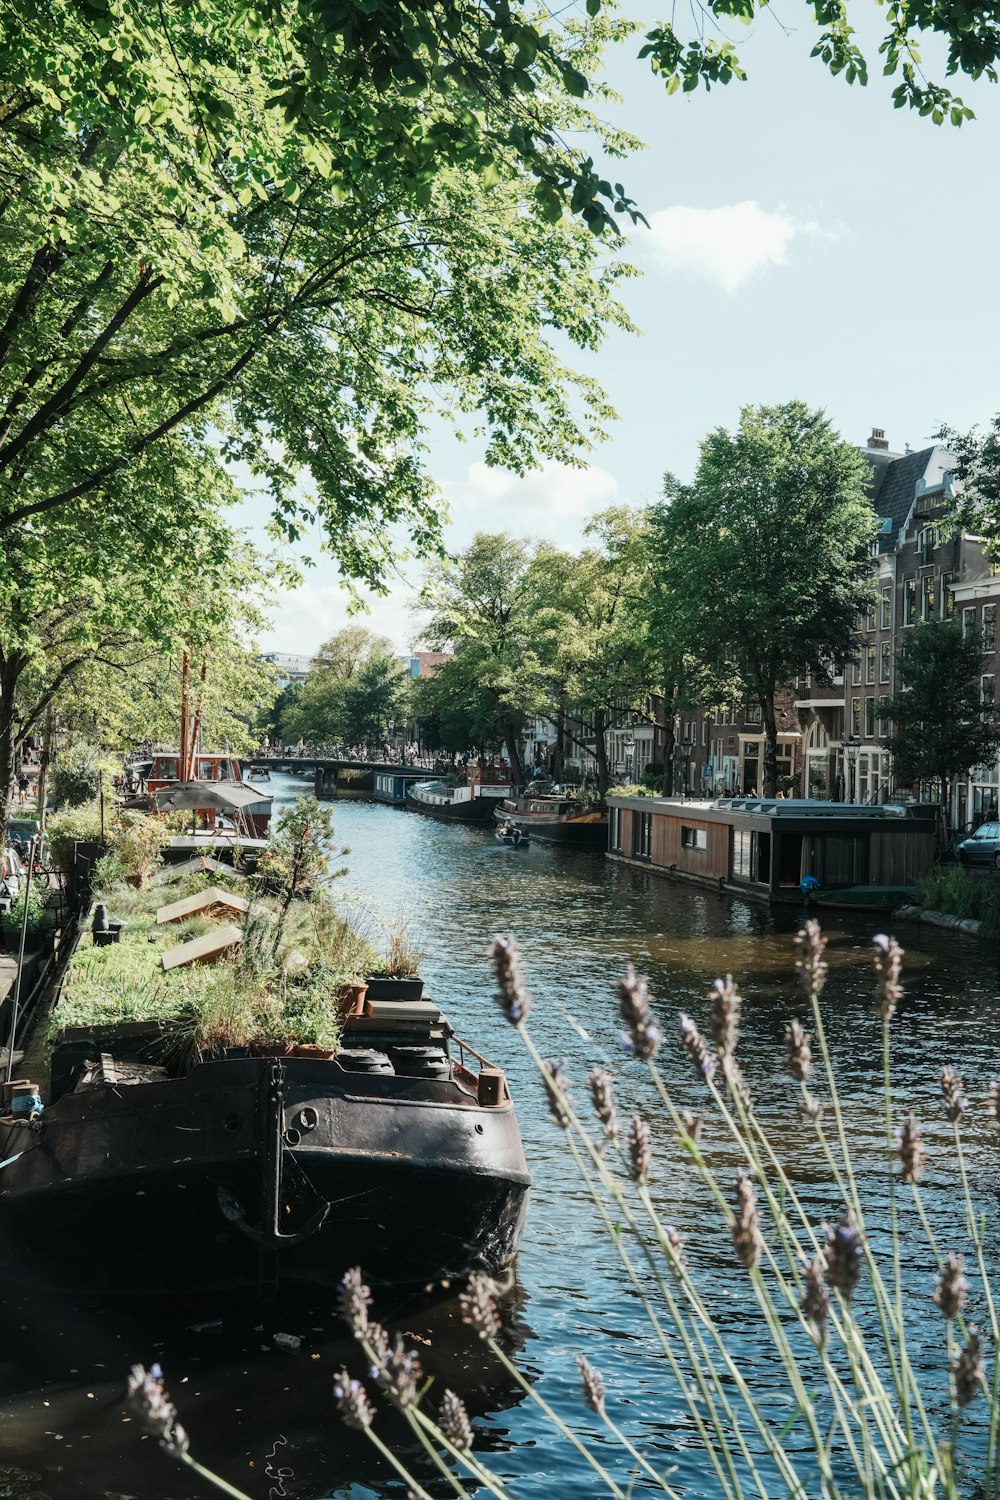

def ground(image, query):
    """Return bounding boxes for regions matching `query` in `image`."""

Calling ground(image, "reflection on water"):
[1,774,999,1496]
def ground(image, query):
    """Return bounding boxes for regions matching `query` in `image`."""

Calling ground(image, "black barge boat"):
[493,793,608,849]
[0,1003,530,1296]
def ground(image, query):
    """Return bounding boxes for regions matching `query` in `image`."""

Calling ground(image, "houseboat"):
[606,795,936,906]
[373,770,426,806]
[0,978,529,1297]
[493,792,607,849]
[407,763,511,824]
[143,752,272,840]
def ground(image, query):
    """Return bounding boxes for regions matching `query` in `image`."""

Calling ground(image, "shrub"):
[49,744,107,808]
[109,814,167,885]
[0,883,47,950]
[46,803,104,880]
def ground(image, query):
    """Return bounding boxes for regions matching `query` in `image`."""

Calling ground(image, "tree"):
[419,534,554,781]
[527,510,656,795]
[653,402,877,797]
[341,656,408,752]
[875,620,1000,819]
[281,627,396,746]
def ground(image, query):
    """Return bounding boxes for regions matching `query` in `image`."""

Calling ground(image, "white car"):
[1,845,23,904]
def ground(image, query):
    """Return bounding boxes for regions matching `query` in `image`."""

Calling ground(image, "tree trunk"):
[762,692,778,798]
[553,708,566,780]
[503,722,524,787]
[594,707,610,797]
[37,708,53,834]
[0,655,24,850]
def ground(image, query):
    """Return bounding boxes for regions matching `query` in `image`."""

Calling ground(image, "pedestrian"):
[17,770,29,804]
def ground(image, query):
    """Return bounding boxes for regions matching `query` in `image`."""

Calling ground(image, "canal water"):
[0,774,998,1498]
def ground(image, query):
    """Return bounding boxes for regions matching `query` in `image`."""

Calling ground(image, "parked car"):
[0,845,23,904]
[955,821,1000,866]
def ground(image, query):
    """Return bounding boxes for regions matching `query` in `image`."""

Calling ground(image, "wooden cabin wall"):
[650,814,729,880]
[869,830,936,885]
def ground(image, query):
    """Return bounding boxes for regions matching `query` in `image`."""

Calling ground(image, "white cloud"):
[645,201,824,294]
[260,576,419,658]
[441,460,619,544]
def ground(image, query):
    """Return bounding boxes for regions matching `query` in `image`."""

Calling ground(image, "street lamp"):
[843,735,861,803]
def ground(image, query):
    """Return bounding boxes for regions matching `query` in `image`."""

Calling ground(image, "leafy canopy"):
[875,619,1000,791]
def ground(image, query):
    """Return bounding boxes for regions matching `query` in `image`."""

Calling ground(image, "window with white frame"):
[851,698,862,736]
[880,641,891,682]
[864,698,876,738]
[866,644,876,683]
[982,675,996,707]
[904,580,917,625]
[744,703,763,725]
[701,718,709,746]
[984,605,997,653]
[865,602,877,632]
[852,652,861,685]
[880,589,892,629]
[964,606,977,642]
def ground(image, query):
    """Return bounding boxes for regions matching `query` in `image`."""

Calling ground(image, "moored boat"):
[493,793,607,849]
[407,770,510,824]
[0,995,529,1297]
[496,823,530,847]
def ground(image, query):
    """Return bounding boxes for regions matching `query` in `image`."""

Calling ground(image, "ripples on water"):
[1,776,998,1497]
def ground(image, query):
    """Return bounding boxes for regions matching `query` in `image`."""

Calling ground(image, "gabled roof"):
[862,446,938,553]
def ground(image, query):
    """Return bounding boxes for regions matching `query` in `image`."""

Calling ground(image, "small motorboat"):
[496,823,530,847]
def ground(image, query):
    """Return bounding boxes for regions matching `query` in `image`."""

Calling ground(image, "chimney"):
[868,427,889,451]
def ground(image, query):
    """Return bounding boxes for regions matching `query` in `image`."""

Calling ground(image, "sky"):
[249,1,1000,658]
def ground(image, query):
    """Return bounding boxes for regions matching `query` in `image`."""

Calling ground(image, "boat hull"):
[0,1057,530,1296]
[493,802,608,849]
[406,792,501,823]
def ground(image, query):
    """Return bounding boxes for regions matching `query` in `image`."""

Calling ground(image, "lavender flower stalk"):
[127,1364,190,1458]
[872,933,904,1022]
[589,1067,618,1138]
[895,1113,926,1182]
[338,1266,372,1338]
[679,1013,715,1081]
[333,1369,375,1430]
[795,920,828,1002]
[627,1116,652,1184]
[438,1389,474,1451]
[371,1334,422,1408]
[953,1327,985,1407]
[800,1256,830,1348]
[731,1172,762,1270]
[492,936,533,1025]
[784,1018,813,1082]
[460,1273,501,1341]
[710,975,742,1059]
[934,1254,968,1321]
[678,1108,703,1145]
[824,1213,864,1299]
[618,967,662,1060]
[576,1354,606,1416]
[941,1067,967,1124]
[541,1057,572,1128]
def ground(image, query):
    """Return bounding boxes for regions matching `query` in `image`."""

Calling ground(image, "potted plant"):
[366,920,425,1001]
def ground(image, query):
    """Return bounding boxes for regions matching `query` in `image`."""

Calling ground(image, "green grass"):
[55,866,380,1051]
[916,863,1000,933]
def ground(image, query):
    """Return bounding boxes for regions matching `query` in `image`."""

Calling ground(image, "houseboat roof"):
[609,795,936,825]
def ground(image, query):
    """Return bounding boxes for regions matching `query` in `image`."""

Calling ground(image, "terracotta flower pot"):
[336,981,369,1020]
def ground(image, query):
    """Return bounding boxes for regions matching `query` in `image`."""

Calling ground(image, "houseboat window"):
[632,812,651,860]
[681,825,707,851]
[609,807,622,851]
[198,759,216,779]
[880,589,892,629]
[732,829,751,879]
[159,758,178,779]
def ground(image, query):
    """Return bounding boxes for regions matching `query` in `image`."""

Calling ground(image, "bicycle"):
[10,837,55,888]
